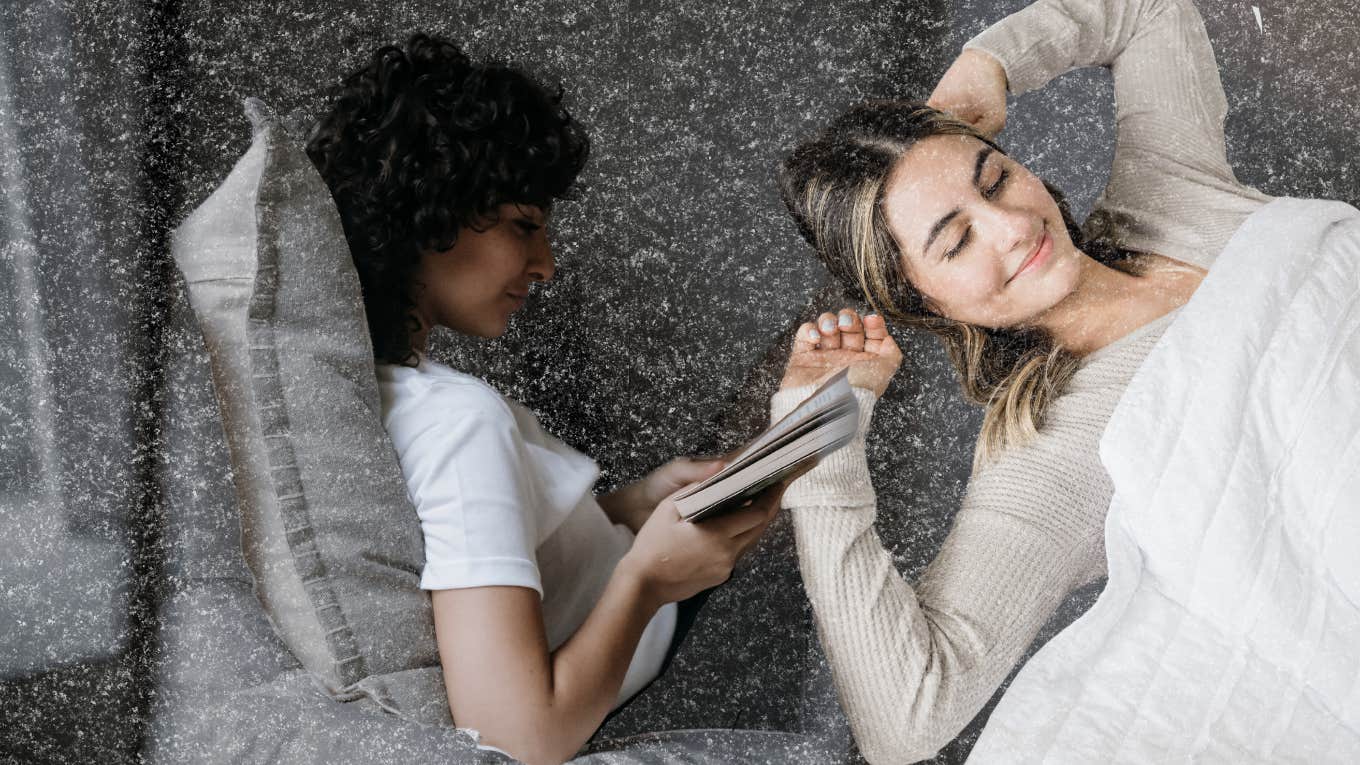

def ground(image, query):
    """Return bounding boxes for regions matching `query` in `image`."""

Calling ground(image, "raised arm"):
[960,0,1269,267]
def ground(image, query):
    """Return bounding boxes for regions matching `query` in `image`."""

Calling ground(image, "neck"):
[1032,255,1153,356]
[409,307,432,359]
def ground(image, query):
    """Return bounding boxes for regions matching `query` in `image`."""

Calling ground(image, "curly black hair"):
[306,33,590,366]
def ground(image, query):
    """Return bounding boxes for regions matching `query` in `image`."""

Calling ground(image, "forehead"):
[881,133,989,256]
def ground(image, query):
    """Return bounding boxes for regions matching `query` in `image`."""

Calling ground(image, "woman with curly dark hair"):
[306,34,789,764]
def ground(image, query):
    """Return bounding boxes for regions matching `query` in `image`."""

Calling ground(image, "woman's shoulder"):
[377,357,516,429]
[963,320,1182,553]
[964,393,1117,548]
[969,351,1148,494]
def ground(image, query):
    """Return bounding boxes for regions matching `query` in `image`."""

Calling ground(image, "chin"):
[1024,270,1082,323]
[458,321,508,339]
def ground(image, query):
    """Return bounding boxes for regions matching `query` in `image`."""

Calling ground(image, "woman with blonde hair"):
[771,0,1273,760]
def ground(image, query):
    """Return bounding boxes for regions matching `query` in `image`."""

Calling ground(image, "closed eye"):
[985,168,1010,198]
[943,168,1010,261]
[944,229,971,260]
[516,220,543,235]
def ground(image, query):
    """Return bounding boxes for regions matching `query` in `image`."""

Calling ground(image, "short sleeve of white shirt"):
[377,359,677,708]
[385,379,547,594]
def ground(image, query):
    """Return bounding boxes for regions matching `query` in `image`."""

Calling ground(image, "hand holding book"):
[674,368,858,521]
[599,457,726,533]
[672,309,901,522]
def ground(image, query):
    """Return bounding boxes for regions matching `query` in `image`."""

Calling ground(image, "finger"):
[877,325,904,363]
[732,508,776,556]
[744,476,795,516]
[671,456,725,483]
[864,313,888,354]
[702,500,776,537]
[837,309,865,351]
[816,312,841,350]
[863,312,889,341]
[734,491,783,545]
[793,322,821,353]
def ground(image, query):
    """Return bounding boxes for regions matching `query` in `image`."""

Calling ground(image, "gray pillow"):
[170,97,448,725]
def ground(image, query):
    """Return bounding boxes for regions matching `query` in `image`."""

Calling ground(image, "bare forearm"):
[485,566,660,764]
[550,562,660,722]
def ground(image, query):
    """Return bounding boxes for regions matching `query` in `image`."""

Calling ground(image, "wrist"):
[776,387,880,508]
[613,554,666,613]
[963,47,1007,85]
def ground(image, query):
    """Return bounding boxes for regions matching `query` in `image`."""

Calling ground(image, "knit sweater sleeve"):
[962,0,1270,269]
[771,384,1110,764]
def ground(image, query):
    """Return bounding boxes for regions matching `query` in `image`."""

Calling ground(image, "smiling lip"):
[1008,229,1052,284]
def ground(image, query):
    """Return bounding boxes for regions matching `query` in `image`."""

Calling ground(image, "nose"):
[979,202,1036,257]
[528,238,555,283]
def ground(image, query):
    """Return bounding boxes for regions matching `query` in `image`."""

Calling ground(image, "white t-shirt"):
[376,355,677,708]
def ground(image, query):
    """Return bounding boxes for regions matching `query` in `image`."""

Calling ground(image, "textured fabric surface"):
[170,99,339,688]
[770,323,1166,763]
[169,99,445,721]
[147,259,497,763]
[965,0,1272,272]
[578,729,843,763]
[7,0,1358,760]
[970,197,1360,762]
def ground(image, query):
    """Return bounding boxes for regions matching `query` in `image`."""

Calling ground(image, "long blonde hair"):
[780,101,1139,468]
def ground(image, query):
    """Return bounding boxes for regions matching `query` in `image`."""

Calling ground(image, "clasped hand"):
[780,309,903,397]
[927,48,1009,139]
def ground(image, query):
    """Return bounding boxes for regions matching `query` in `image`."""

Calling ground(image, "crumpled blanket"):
[969,197,1360,764]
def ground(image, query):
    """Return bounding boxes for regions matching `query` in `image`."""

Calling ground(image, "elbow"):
[470,728,580,765]
[453,707,584,765]
[842,669,978,764]
[852,721,956,765]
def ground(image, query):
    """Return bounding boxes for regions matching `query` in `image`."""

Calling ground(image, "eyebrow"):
[921,146,994,257]
[514,204,549,224]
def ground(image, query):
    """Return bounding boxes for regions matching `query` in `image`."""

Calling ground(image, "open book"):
[674,368,859,522]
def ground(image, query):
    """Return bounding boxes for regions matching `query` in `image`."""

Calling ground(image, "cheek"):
[927,263,1024,327]
[444,253,503,294]
[948,261,1009,303]
[907,267,981,320]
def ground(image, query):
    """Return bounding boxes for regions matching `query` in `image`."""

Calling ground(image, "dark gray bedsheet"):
[3,0,1356,762]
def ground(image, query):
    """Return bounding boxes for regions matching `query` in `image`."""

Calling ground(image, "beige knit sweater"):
[770,0,1272,762]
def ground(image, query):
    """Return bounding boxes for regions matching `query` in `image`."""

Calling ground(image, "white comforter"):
[969,197,1360,764]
